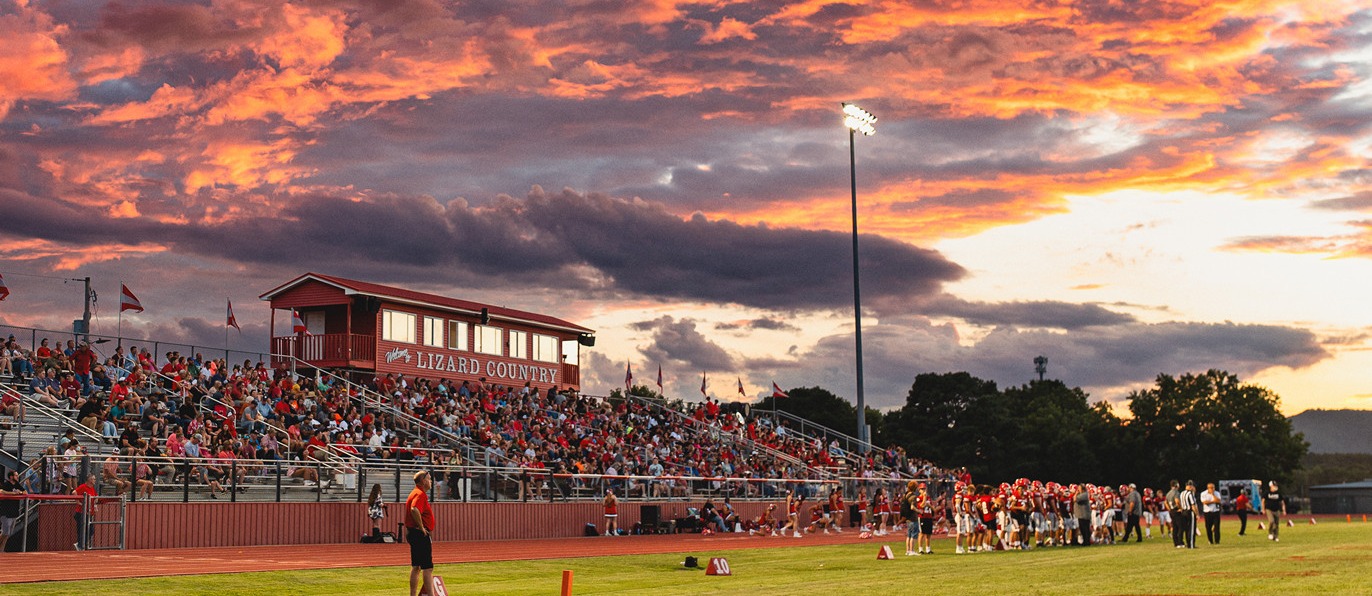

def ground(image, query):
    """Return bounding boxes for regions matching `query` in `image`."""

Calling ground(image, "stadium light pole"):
[843,102,876,450]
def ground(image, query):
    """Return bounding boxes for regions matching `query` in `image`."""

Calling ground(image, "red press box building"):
[260,273,594,391]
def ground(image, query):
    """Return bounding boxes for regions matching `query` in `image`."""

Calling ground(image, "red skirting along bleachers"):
[35,500,780,550]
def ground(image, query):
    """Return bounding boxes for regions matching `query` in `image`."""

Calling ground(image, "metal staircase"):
[0,382,112,466]
[619,393,832,479]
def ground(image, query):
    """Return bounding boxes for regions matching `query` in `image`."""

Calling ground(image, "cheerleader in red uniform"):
[602,489,618,536]
[873,487,892,536]
[778,490,804,538]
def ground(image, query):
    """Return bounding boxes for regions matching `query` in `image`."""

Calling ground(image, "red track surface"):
[7,515,1352,584]
[0,531,883,584]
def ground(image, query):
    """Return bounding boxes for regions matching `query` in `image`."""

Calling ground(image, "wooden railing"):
[271,334,375,366]
[560,362,580,387]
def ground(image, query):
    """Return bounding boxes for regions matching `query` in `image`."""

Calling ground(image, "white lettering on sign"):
[409,350,556,384]
[384,348,412,364]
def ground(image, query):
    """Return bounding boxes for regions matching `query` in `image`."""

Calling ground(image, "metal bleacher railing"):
[767,408,909,476]
[270,353,502,466]
[0,381,110,464]
[0,322,271,377]
[613,392,830,480]
[25,451,923,506]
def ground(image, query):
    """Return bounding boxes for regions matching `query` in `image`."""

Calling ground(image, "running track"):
[0,531,884,584]
[7,515,1349,584]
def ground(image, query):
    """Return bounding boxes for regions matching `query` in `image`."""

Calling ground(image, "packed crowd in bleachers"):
[1,332,953,502]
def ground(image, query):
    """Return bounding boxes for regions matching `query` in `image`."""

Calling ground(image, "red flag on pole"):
[625,361,633,390]
[737,377,745,396]
[700,372,707,397]
[119,284,144,312]
[227,300,241,332]
[0,273,9,301]
[656,365,663,391]
[772,382,789,399]
[291,310,308,334]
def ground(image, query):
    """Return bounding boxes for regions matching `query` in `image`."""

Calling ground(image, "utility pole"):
[81,276,93,343]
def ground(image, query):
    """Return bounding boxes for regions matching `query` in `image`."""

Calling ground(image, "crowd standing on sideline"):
[713,475,1293,557]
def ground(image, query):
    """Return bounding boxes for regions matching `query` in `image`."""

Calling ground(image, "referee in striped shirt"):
[1179,480,1198,549]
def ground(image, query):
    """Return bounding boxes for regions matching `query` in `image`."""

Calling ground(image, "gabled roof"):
[259,273,593,335]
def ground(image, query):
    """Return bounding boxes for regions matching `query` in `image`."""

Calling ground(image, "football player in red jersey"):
[1142,487,1156,539]
[953,482,974,553]
[978,488,999,551]
[915,483,936,554]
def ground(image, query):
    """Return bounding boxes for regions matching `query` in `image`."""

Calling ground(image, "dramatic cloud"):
[1,0,1369,412]
[1,0,1366,242]
[1312,192,1372,212]
[632,316,737,371]
[770,317,1332,409]
[920,295,1137,329]
[715,317,801,332]
[0,186,965,312]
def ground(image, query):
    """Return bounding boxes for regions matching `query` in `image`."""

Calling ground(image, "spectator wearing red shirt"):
[72,342,97,394]
[59,372,82,406]
[73,475,97,550]
[406,470,435,596]
[35,338,54,367]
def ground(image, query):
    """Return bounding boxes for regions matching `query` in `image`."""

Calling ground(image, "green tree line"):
[753,369,1306,488]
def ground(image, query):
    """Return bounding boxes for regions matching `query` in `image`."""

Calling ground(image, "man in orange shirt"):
[406,470,435,596]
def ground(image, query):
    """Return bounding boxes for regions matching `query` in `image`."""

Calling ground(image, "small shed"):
[1308,480,1372,514]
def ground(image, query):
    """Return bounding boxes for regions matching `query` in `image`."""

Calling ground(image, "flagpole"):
[225,297,230,360]
[117,280,123,348]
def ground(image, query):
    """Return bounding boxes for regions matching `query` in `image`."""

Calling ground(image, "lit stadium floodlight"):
[842,102,877,449]
[842,103,877,136]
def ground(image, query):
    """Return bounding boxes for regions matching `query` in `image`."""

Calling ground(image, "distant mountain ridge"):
[1290,409,1372,454]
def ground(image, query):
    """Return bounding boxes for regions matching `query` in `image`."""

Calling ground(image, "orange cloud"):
[0,238,168,270]
[0,6,78,118]
[254,4,347,70]
[184,137,310,195]
[1222,235,1352,255]
[698,17,758,44]
[72,45,145,87]
[88,83,198,125]
[7,0,1368,260]
[108,200,140,218]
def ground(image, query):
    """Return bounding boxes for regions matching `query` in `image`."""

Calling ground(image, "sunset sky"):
[1,0,1370,415]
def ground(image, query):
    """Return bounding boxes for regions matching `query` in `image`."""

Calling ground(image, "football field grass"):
[7,522,1372,595]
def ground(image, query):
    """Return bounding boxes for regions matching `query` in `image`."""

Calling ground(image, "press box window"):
[474,325,502,356]
[422,317,444,347]
[447,320,469,351]
[381,310,416,344]
[532,334,558,363]
[508,330,528,359]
